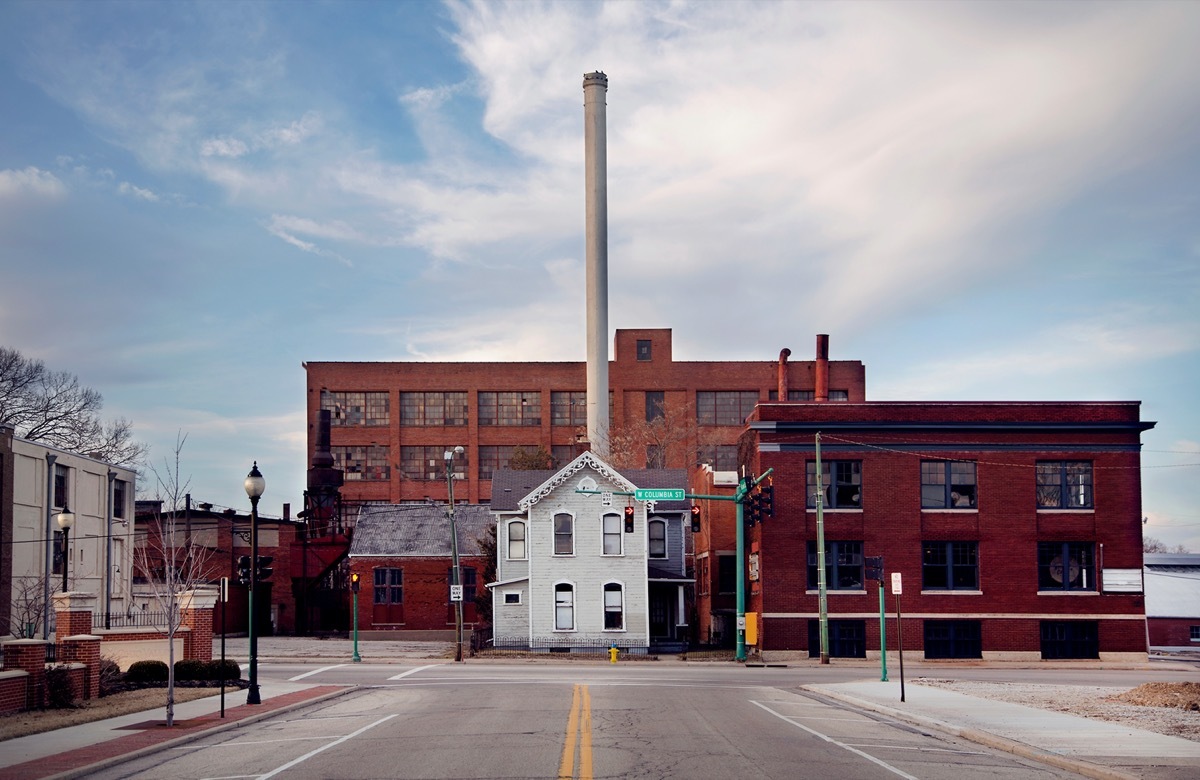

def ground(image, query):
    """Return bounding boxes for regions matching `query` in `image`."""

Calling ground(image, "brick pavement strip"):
[0,686,348,780]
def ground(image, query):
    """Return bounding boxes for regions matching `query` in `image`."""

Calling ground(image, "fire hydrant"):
[608,645,619,664]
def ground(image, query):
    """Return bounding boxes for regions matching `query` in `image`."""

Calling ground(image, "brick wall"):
[352,554,486,632]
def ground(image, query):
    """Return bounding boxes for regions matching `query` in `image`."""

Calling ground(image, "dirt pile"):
[1108,682,1200,711]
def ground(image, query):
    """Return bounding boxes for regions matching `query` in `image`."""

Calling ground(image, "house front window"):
[554,514,574,555]
[602,514,622,555]
[604,583,624,630]
[507,521,526,559]
[555,583,575,630]
[648,519,667,559]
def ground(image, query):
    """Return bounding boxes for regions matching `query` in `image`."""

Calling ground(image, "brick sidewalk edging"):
[0,686,351,780]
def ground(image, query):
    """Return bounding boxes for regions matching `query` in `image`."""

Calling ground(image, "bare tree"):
[607,401,721,471]
[135,433,214,726]
[0,346,146,467]
[1143,536,1190,554]
[10,575,51,639]
[508,445,554,471]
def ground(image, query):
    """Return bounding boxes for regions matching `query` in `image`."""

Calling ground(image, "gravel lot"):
[913,678,1200,743]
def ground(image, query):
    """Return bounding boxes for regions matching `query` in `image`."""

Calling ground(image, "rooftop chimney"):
[777,348,792,400]
[815,334,830,402]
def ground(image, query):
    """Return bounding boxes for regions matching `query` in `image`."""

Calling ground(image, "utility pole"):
[815,432,829,664]
[446,446,465,663]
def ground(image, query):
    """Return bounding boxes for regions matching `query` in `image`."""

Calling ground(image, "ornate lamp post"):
[56,505,75,592]
[445,446,465,663]
[244,462,265,705]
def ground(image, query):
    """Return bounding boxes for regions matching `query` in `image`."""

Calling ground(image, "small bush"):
[45,666,76,709]
[174,659,207,681]
[206,659,242,682]
[125,660,169,683]
[98,657,124,697]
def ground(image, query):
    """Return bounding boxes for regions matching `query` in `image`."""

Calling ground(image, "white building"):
[488,452,691,652]
[1,425,136,638]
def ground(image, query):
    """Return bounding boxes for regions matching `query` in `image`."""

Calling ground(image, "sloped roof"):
[350,503,493,557]
[489,458,690,513]
[1144,554,1200,619]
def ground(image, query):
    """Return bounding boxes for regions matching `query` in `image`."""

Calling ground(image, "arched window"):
[648,518,667,559]
[603,583,624,630]
[507,521,526,559]
[602,513,623,555]
[554,513,574,555]
[555,583,575,630]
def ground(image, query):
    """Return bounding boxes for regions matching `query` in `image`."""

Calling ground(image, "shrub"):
[206,659,242,682]
[98,657,124,697]
[125,660,169,683]
[174,659,207,681]
[45,666,76,709]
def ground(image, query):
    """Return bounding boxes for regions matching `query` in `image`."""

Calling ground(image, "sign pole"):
[892,572,905,702]
[219,576,228,718]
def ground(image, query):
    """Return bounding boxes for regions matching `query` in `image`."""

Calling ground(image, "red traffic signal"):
[623,505,635,533]
[689,505,701,533]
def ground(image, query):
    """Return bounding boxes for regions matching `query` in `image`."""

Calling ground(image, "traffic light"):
[350,572,360,593]
[760,481,775,518]
[744,493,760,526]
[689,504,701,533]
[623,505,635,533]
[254,555,274,582]
[236,555,252,585]
[865,555,884,581]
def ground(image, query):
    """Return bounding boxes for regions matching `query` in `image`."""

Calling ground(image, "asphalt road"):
[85,663,1093,780]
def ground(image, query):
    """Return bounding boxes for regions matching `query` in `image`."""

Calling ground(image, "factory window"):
[1038,542,1096,592]
[829,390,849,401]
[696,391,758,426]
[808,620,866,658]
[924,621,982,659]
[806,540,864,590]
[645,391,664,421]
[697,445,739,471]
[322,391,390,426]
[400,446,466,480]
[399,392,467,426]
[551,391,587,426]
[478,391,541,426]
[331,445,390,481]
[1036,461,1093,509]
[636,340,652,361]
[922,542,979,590]
[768,390,813,401]
[921,461,977,509]
[806,461,862,509]
[477,445,538,480]
[1040,621,1099,659]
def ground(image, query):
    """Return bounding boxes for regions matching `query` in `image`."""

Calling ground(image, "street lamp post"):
[56,505,75,592]
[244,462,266,705]
[445,446,465,663]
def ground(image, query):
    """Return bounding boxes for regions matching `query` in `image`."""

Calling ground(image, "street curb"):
[804,686,1139,780]
[42,686,356,780]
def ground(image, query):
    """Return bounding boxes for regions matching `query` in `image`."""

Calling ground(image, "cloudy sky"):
[1,1,1197,549]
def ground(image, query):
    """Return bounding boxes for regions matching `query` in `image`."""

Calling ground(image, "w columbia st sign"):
[634,488,686,501]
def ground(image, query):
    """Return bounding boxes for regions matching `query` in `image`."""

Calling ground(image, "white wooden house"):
[488,452,691,652]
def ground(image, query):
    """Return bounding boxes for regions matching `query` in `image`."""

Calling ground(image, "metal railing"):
[93,612,170,630]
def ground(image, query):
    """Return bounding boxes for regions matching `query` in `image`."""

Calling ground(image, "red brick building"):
[303,329,866,507]
[744,401,1154,661]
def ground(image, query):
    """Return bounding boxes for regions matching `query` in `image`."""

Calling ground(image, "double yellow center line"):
[558,684,593,779]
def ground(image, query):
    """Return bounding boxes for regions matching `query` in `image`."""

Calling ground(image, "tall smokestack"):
[583,71,610,458]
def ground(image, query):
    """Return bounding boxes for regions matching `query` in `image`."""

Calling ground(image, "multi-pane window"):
[808,619,866,658]
[636,339,652,361]
[1036,461,1093,509]
[1190,625,1200,642]
[400,446,467,480]
[1037,542,1096,591]
[604,583,624,629]
[645,391,665,421]
[507,521,526,559]
[551,445,576,468]
[373,568,403,604]
[113,479,128,519]
[697,445,739,471]
[448,566,476,600]
[696,391,759,426]
[922,542,979,590]
[554,513,574,555]
[478,391,541,426]
[331,445,390,481]
[400,391,467,426]
[922,461,976,509]
[806,540,864,590]
[768,390,812,401]
[477,445,538,480]
[322,391,390,426]
[555,583,574,630]
[602,514,623,555]
[1040,621,1099,659]
[551,391,587,426]
[829,390,849,401]
[924,621,982,659]
[806,461,862,508]
[54,465,68,508]
[648,519,667,559]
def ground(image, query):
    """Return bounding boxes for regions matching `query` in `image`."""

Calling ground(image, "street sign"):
[891,572,903,595]
[450,585,464,602]
[634,488,685,501]
[219,576,229,603]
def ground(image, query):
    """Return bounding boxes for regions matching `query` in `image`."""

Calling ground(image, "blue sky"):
[1,1,1197,549]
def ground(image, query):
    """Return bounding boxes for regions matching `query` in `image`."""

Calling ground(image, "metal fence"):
[93,611,171,630]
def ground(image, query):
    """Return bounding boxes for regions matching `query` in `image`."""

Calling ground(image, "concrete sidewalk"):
[0,682,352,780]
[807,679,1200,780]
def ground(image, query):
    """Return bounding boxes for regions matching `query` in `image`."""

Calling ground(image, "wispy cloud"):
[117,181,160,202]
[0,167,67,200]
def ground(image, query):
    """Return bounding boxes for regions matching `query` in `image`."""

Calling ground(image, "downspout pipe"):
[106,469,116,629]
[43,453,56,639]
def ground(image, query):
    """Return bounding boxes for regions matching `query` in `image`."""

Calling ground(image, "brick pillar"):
[59,635,102,700]
[1,639,49,710]
[180,588,219,661]
[52,592,97,644]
